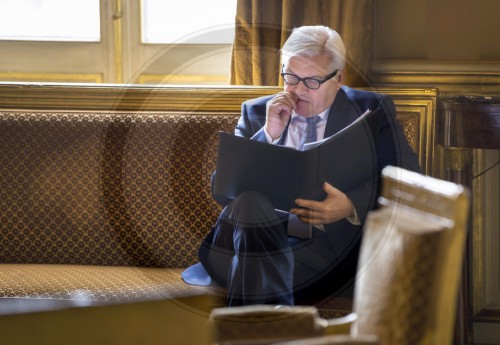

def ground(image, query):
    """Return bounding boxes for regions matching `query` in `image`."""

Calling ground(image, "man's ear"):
[337,69,345,85]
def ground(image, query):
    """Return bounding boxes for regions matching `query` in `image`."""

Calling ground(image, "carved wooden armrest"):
[209,306,370,345]
[210,305,323,344]
[273,334,379,345]
[322,313,357,335]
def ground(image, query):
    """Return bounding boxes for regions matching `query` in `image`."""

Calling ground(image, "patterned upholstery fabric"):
[352,208,447,344]
[0,264,224,303]
[0,111,238,268]
[397,117,419,154]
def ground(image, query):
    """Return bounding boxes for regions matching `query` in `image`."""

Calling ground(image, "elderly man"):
[182,25,420,306]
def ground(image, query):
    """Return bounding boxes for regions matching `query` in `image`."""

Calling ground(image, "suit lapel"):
[325,87,363,137]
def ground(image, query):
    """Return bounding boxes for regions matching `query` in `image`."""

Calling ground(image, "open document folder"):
[213,109,380,212]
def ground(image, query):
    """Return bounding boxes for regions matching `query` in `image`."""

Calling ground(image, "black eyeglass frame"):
[280,66,339,90]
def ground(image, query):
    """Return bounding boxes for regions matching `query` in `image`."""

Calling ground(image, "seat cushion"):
[0,264,226,307]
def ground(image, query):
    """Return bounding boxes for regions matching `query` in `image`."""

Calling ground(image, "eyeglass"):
[281,67,338,90]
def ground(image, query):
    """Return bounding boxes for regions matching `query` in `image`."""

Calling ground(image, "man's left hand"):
[290,182,354,225]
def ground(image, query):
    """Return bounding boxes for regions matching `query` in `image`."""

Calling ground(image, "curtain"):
[230,0,374,87]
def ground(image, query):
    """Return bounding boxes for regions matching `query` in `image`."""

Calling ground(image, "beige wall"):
[372,0,500,94]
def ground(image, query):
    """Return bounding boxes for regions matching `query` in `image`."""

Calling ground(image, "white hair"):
[281,26,346,71]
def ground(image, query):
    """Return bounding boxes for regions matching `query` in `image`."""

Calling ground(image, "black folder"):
[213,109,380,211]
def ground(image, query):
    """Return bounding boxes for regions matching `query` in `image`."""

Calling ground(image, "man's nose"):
[294,81,309,94]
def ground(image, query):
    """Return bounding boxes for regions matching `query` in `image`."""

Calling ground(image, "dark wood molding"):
[474,309,500,323]
[438,96,500,149]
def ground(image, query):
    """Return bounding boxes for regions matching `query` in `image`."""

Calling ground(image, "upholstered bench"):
[0,83,436,317]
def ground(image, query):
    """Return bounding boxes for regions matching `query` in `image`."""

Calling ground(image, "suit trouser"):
[198,191,359,306]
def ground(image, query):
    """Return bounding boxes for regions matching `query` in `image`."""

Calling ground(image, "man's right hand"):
[265,92,298,140]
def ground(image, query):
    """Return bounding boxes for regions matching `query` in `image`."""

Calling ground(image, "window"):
[0,0,100,42]
[141,0,236,44]
[0,0,236,84]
